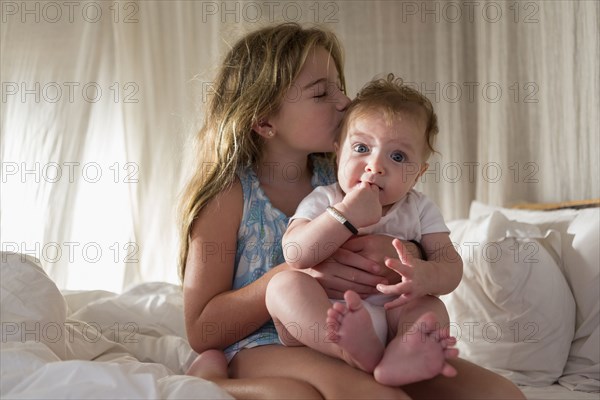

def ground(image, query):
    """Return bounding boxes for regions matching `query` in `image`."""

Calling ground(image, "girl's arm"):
[183,180,290,354]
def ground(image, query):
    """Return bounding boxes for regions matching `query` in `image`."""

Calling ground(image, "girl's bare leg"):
[187,349,323,399]
[230,345,412,399]
[230,344,524,399]
[403,357,526,400]
[187,349,229,380]
[217,377,323,400]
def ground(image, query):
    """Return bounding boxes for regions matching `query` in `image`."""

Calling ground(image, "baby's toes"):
[331,301,349,314]
[443,347,459,359]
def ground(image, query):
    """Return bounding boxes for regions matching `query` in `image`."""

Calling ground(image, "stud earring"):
[267,130,274,137]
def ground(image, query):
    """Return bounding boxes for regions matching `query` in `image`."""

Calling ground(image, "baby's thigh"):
[386,295,449,338]
[267,270,325,346]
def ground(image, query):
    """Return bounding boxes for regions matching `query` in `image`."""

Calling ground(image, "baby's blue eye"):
[391,151,406,163]
[353,144,369,153]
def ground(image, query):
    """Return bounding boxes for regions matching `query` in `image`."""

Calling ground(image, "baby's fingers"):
[377,281,410,296]
[384,257,413,279]
[367,182,380,194]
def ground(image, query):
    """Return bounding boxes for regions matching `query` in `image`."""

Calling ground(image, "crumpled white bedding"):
[1,252,232,399]
[518,384,600,400]
[2,251,598,400]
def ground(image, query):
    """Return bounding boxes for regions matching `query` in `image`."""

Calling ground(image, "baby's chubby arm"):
[377,234,463,309]
[283,182,382,269]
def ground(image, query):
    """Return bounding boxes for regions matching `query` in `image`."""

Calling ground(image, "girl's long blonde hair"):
[178,23,346,281]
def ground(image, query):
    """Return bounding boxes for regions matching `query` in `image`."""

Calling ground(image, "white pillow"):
[0,252,68,359]
[443,212,576,386]
[469,201,579,229]
[559,208,600,390]
[469,202,600,390]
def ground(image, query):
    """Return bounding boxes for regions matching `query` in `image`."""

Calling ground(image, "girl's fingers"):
[392,238,413,266]
[332,248,380,273]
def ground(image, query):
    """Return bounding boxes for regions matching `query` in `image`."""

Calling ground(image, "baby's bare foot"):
[326,290,384,373]
[374,312,458,386]
[186,349,228,380]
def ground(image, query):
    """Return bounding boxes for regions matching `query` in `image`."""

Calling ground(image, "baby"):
[266,74,463,386]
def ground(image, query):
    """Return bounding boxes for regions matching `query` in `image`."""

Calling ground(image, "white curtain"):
[2,0,598,292]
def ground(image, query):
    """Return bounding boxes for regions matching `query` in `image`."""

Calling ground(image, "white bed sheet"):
[2,252,599,399]
[1,253,232,399]
[520,384,600,400]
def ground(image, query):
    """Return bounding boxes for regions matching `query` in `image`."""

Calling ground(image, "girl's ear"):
[252,118,275,139]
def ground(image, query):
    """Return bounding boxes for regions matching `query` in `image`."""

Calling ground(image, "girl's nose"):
[335,89,351,111]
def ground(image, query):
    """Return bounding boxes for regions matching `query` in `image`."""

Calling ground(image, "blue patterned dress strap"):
[223,154,336,362]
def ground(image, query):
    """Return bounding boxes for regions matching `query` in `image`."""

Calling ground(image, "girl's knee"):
[220,377,323,400]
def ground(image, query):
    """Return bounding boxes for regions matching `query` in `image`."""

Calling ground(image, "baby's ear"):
[413,162,429,186]
[333,141,340,153]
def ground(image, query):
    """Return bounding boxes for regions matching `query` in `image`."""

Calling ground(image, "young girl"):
[266,74,462,386]
[180,22,525,399]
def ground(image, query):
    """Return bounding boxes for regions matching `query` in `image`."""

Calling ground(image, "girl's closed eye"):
[314,83,331,98]
[391,151,406,163]
[315,82,343,99]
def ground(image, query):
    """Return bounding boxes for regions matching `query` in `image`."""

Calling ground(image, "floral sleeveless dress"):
[223,155,336,362]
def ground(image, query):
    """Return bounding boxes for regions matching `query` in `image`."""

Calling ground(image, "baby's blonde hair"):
[178,23,345,281]
[339,74,439,158]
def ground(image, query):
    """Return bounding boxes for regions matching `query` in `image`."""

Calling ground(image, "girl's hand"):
[305,235,425,300]
[304,247,387,299]
[341,235,422,283]
[377,238,431,309]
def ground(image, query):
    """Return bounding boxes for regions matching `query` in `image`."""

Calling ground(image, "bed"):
[1,201,599,399]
